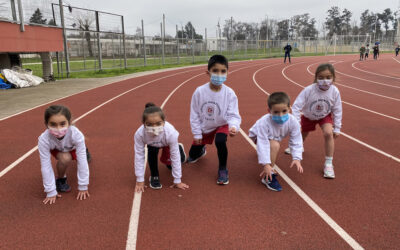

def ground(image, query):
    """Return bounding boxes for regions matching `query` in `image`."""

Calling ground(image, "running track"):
[0,54,399,249]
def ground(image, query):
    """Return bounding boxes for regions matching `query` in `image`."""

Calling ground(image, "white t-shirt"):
[38,126,89,197]
[190,83,241,139]
[249,114,303,165]
[134,121,182,184]
[292,84,343,133]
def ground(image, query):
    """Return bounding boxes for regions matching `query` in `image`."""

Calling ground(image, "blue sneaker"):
[217,169,229,185]
[261,173,282,191]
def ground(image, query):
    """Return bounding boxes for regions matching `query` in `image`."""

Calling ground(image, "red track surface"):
[0,54,399,249]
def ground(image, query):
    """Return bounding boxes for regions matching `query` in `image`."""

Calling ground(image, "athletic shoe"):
[149,176,162,189]
[323,164,335,179]
[86,148,92,163]
[284,147,304,155]
[217,169,229,185]
[187,146,206,163]
[178,143,187,163]
[166,165,172,170]
[56,177,71,193]
[261,174,282,191]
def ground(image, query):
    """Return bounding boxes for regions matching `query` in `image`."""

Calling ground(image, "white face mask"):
[145,125,164,136]
[317,79,333,91]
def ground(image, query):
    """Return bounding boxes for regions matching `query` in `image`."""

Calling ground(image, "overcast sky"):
[64,0,399,37]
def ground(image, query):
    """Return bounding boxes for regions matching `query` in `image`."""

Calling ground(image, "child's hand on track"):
[333,132,340,139]
[170,182,189,190]
[77,190,90,200]
[290,160,303,173]
[193,138,202,145]
[135,182,146,193]
[43,194,62,205]
[260,164,273,181]
[229,127,237,136]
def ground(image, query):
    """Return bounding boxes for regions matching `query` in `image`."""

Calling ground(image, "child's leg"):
[188,144,205,159]
[215,133,228,170]
[55,152,73,178]
[302,131,309,142]
[269,140,280,167]
[321,123,334,157]
[147,146,160,177]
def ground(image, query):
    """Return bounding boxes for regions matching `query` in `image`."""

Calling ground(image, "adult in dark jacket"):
[283,44,292,63]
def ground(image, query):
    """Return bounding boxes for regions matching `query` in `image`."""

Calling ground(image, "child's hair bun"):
[145,102,156,108]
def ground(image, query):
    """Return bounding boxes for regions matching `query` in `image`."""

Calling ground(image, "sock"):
[325,156,333,165]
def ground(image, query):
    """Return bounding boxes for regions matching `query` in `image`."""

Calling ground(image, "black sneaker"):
[149,176,162,189]
[178,143,187,163]
[86,148,92,163]
[166,165,172,170]
[56,177,71,192]
[187,146,206,163]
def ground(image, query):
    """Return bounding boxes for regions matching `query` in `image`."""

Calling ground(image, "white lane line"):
[282,63,400,121]
[332,62,400,89]
[352,61,400,80]
[239,129,364,250]
[125,61,272,250]
[392,57,400,64]
[0,68,208,178]
[306,62,400,102]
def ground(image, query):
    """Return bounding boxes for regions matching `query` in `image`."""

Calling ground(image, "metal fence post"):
[10,0,17,21]
[16,0,24,31]
[59,0,70,77]
[121,16,127,69]
[142,19,146,66]
[95,11,102,70]
[176,25,180,64]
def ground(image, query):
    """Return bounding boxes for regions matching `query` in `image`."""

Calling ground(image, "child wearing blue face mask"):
[286,63,342,179]
[249,92,303,192]
[187,55,241,185]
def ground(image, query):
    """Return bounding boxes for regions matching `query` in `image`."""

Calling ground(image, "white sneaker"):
[323,164,335,179]
[284,147,304,155]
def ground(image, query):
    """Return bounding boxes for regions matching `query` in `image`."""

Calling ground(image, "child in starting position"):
[134,103,189,191]
[187,54,241,185]
[286,63,342,178]
[38,105,91,205]
[249,92,303,192]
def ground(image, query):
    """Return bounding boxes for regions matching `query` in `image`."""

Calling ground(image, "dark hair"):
[142,102,165,123]
[314,63,336,83]
[208,54,228,71]
[44,105,72,125]
[268,92,290,109]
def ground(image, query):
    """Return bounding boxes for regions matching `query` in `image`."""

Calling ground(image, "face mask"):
[210,73,227,86]
[145,125,164,136]
[271,114,289,124]
[49,127,68,138]
[317,79,333,91]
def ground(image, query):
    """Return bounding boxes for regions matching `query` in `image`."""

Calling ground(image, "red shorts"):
[301,113,333,132]
[159,146,171,166]
[50,149,77,160]
[193,124,229,145]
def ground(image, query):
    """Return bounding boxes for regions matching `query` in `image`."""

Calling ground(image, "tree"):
[325,6,343,37]
[291,14,318,38]
[72,12,95,57]
[29,8,47,24]
[276,20,289,40]
[341,9,352,35]
[176,22,202,41]
[48,19,56,26]
[377,8,394,36]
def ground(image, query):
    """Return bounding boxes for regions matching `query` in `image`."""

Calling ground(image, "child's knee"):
[57,152,72,165]
[215,133,227,146]
[323,129,333,139]
[269,140,280,151]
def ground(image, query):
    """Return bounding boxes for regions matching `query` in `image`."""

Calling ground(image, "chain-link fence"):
[1,0,399,78]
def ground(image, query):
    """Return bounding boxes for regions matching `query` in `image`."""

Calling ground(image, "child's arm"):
[332,90,343,138]
[38,136,58,199]
[190,90,203,141]
[289,118,304,173]
[134,132,146,192]
[226,92,241,136]
[291,90,306,123]
[168,134,189,190]
[74,130,90,200]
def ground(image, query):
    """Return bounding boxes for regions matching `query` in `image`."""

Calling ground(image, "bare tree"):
[72,11,96,57]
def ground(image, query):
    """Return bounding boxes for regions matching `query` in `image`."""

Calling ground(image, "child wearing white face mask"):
[38,105,91,205]
[285,63,342,179]
[187,55,241,185]
[249,92,303,192]
[134,103,189,191]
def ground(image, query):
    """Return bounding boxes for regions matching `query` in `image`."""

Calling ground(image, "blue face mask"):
[271,113,289,124]
[210,73,227,86]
